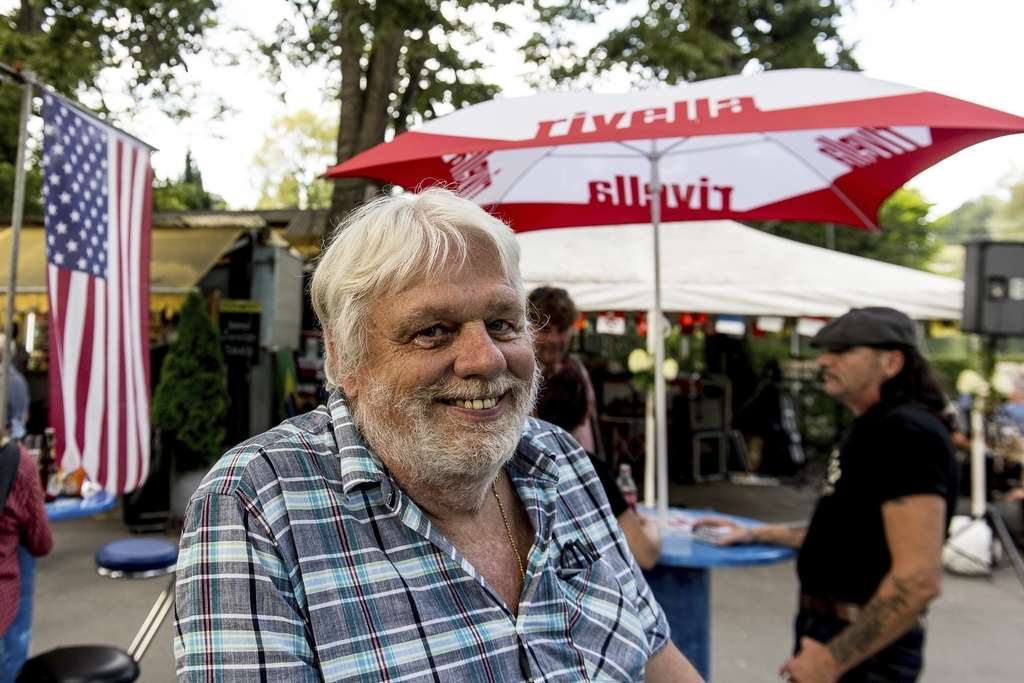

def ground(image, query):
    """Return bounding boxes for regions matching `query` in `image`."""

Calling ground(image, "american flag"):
[42,92,153,494]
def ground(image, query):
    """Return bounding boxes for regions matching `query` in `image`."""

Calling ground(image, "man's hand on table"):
[692,517,755,546]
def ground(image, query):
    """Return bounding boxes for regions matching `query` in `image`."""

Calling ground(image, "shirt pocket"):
[550,536,648,680]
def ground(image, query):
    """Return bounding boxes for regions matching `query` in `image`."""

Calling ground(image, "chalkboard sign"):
[220,299,262,365]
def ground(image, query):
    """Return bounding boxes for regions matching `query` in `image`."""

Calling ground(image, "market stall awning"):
[518,220,964,320]
[149,227,244,293]
[0,227,244,311]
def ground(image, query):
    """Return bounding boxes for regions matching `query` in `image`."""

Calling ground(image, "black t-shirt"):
[588,453,629,518]
[797,401,957,605]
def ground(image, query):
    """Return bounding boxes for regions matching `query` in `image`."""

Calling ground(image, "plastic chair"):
[17,538,178,683]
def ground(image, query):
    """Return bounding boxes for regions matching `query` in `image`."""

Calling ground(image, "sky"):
[75,0,1024,216]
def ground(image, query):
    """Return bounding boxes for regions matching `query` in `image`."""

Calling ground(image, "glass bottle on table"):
[616,463,638,509]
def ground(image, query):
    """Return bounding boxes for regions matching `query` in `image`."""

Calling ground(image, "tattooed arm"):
[691,518,807,548]
[780,494,946,683]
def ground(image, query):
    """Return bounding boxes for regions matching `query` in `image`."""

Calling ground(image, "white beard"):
[350,365,541,493]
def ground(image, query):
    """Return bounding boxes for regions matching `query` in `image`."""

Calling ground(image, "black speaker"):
[963,241,1024,335]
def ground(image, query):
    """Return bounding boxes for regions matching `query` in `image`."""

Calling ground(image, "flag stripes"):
[43,93,153,494]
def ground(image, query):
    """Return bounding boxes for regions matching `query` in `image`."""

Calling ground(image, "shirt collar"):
[327,391,387,494]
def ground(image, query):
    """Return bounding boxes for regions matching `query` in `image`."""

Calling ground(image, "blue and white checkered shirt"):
[174,392,670,682]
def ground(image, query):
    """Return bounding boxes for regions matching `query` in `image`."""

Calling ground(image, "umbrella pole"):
[648,152,669,524]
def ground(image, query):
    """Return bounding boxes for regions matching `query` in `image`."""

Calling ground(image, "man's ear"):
[340,372,360,399]
[324,334,359,398]
[881,349,906,380]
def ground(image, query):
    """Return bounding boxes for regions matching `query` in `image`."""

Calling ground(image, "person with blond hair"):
[174,189,702,683]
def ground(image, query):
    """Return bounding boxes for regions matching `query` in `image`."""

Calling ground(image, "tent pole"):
[0,70,33,435]
[648,151,668,524]
[969,398,986,519]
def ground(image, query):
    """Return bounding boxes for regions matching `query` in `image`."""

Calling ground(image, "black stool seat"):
[16,645,139,683]
[94,539,177,578]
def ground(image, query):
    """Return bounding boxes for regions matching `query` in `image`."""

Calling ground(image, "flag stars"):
[43,97,120,280]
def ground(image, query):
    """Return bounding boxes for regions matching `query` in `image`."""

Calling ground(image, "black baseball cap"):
[809,307,917,351]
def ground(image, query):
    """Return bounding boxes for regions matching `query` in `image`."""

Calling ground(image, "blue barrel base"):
[643,565,711,681]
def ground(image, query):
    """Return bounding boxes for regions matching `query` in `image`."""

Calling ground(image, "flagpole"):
[0,66,33,436]
[648,149,669,524]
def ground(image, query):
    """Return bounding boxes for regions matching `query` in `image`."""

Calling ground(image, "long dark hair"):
[879,345,951,428]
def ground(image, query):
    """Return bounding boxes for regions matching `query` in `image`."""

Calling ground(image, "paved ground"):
[25,480,1024,682]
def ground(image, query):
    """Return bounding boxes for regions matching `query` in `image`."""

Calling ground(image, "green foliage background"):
[152,291,230,472]
[0,0,218,215]
[754,189,943,268]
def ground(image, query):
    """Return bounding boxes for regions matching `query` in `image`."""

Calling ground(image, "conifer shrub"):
[152,291,230,472]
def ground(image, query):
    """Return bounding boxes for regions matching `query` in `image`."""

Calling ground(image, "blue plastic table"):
[639,506,796,682]
[45,490,116,521]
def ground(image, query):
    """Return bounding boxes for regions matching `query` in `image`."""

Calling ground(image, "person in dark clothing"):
[696,307,955,683]
[535,361,662,569]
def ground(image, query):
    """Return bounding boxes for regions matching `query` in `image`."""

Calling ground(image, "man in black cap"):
[697,307,956,683]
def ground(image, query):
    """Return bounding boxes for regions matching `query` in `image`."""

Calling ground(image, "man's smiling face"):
[341,241,538,488]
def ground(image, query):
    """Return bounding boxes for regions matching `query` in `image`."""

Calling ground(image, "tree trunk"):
[330,11,371,226]
[329,21,405,228]
[17,0,39,35]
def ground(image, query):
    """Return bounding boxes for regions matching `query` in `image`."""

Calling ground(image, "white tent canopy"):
[518,220,963,321]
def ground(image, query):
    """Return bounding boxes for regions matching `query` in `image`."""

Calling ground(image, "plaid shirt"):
[174,393,669,682]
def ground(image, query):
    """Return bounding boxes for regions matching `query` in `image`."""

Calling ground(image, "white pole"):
[970,398,986,519]
[0,70,32,435]
[644,327,655,507]
[649,151,669,523]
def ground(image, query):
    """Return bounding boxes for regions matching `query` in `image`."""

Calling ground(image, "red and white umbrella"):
[326,68,1024,516]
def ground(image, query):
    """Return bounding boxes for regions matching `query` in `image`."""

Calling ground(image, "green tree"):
[987,179,1024,241]
[0,1,218,214]
[153,150,223,211]
[754,188,943,270]
[522,0,858,88]
[253,109,337,210]
[940,194,999,244]
[257,0,514,221]
[936,177,1024,244]
[152,291,230,472]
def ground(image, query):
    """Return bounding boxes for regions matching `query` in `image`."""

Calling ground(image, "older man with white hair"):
[174,189,702,682]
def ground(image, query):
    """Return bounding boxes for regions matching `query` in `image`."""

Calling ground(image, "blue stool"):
[17,538,178,683]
